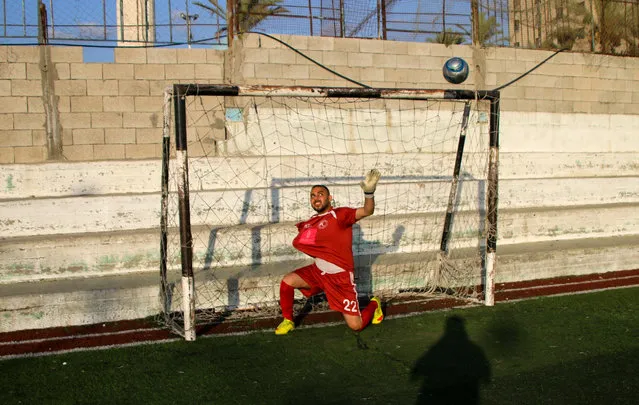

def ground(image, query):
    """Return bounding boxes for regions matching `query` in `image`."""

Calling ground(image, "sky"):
[0,1,499,62]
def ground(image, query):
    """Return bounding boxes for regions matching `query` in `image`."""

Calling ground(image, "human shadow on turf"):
[411,316,491,405]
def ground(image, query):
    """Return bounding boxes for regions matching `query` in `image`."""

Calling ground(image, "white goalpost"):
[160,84,500,340]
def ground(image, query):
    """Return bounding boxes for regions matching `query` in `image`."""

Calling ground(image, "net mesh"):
[160,86,493,337]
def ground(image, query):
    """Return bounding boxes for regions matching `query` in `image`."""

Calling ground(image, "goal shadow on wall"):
[200,173,486,309]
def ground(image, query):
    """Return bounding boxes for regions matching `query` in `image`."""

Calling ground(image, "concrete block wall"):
[1,35,638,332]
[0,46,225,163]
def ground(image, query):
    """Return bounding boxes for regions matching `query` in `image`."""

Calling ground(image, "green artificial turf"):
[2,287,638,405]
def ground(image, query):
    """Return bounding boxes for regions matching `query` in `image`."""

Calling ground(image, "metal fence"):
[1,1,637,55]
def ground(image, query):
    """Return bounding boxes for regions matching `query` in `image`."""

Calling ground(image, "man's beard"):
[312,200,330,213]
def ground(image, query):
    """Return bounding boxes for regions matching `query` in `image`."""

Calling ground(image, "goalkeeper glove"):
[360,169,381,197]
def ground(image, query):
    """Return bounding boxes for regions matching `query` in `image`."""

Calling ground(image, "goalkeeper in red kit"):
[275,169,384,335]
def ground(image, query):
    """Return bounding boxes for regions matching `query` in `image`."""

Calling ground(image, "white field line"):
[497,283,639,304]
[0,337,180,361]
[0,326,167,347]
[500,274,639,293]
[2,279,636,361]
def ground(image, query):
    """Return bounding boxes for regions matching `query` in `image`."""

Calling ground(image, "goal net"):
[160,85,500,340]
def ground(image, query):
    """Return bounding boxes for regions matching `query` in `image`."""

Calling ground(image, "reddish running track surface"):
[1,269,638,360]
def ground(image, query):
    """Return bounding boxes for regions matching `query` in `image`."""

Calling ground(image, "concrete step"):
[1,234,637,333]
[2,203,638,283]
[2,176,638,238]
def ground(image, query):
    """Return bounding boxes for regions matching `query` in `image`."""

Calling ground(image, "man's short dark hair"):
[310,185,330,195]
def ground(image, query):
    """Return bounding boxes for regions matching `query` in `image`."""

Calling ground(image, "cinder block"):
[60,112,91,129]
[54,63,70,79]
[135,128,161,144]
[62,129,73,145]
[0,79,10,96]
[72,128,105,145]
[323,51,349,67]
[396,54,420,69]
[332,37,359,53]
[296,50,323,64]
[70,63,103,79]
[87,80,119,96]
[347,52,373,67]
[14,146,47,163]
[0,63,26,79]
[134,64,165,80]
[428,44,455,57]
[0,114,12,129]
[31,129,46,146]
[11,80,43,96]
[0,97,28,113]
[0,147,13,163]
[254,63,283,79]
[7,46,40,63]
[123,112,160,128]
[134,96,164,112]
[26,63,42,80]
[279,34,309,50]
[91,112,123,128]
[71,96,103,112]
[147,49,177,64]
[118,80,150,96]
[383,40,407,55]
[55,80,87,96]
[359,38,385,54]
[177,49,207,63]
[165,64,195,79]
[125,143,156,159]
[194,64,224,80]
[360,67,384,82]
[114,48,147,64]
[50,47,83,63]
[149,80,175,96]
[105,128,136,144]
[242,49,269,63]
[13,113,45,130]
[282,65,309,80]
[103,64,134,79]
[206,49,225,64]
[269,49,297,65]
[93,144,125,160]
[103,96,135,112]
[0,130,32,147]
[61,144,94,161]
[384,68,415,83]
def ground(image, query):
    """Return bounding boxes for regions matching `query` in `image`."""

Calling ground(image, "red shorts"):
[294,263,361,316]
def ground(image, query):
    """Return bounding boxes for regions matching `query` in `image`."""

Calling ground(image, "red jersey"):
[292,207,358,272]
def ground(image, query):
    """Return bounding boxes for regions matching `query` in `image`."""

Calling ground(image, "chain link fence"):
[1,1,637,55]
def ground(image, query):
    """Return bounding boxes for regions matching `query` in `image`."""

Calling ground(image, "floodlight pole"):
[180,12,199,48]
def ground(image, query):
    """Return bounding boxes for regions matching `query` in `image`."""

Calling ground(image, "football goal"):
[160,84,500,340]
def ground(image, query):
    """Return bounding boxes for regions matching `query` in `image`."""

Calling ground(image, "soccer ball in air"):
[442,57,469,84]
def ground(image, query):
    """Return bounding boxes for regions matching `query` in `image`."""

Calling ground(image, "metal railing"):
[1,1,637,56]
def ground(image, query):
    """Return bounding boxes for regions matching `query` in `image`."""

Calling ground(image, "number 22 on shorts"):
[342,299,358,313]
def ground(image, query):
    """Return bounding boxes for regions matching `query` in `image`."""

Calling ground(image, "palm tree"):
[194,0,288,36]
[427,29,465,46]
[594,0,639,55]
[456,12,503,46]
[541,1,590,50]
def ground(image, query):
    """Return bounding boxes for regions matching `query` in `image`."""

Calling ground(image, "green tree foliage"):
[542,1,590,50]
[455,12,503,46]
[427,29,465,46]
[595,0,639,55]
[194,0,288,35]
